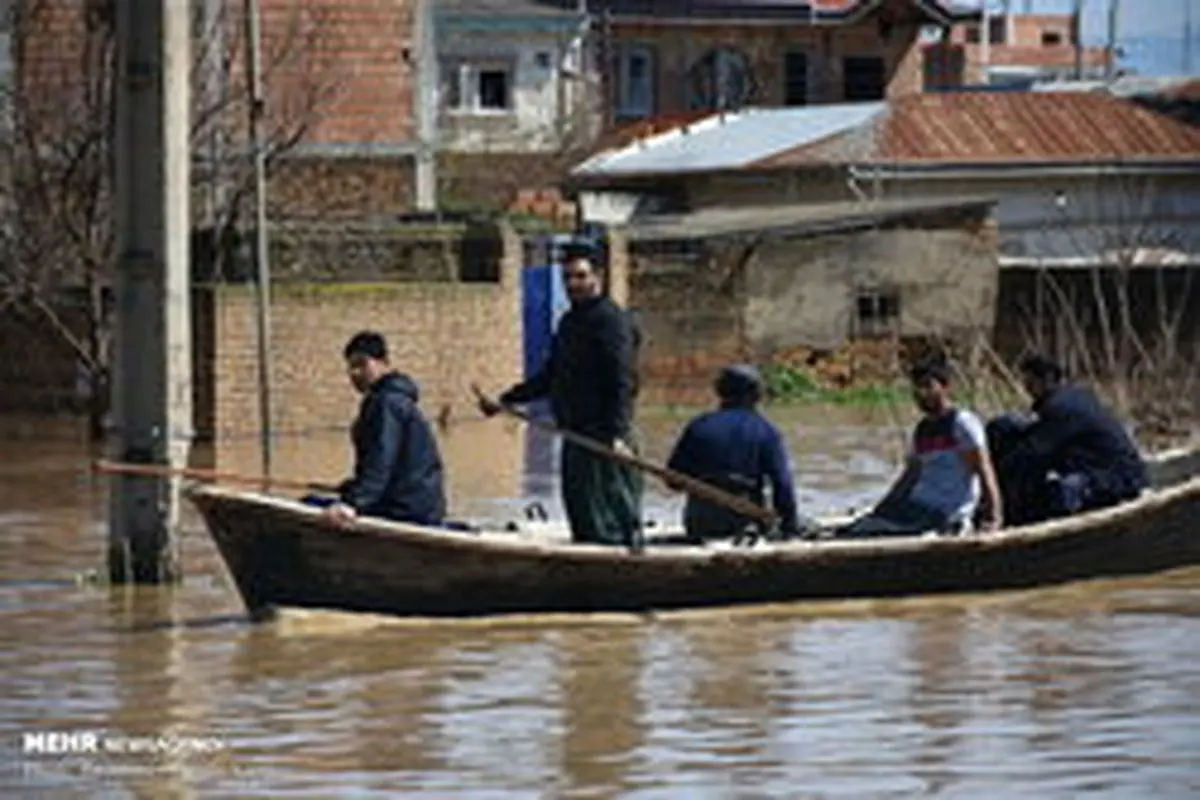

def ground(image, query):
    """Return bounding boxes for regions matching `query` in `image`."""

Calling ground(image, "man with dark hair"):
[839,357,1003,538]
[664,364,807,542]
[318,330,447,528]
[479,240,642,546]
[987,353,1147,526]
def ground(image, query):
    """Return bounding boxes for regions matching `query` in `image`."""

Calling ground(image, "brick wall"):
[610,11,924,120]
[196,224,523,438]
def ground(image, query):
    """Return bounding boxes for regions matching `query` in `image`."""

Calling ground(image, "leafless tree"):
[0,0,347,439]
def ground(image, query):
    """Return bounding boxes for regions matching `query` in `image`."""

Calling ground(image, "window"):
[843,56,886,101]
[783,52,808,106]
[687,47,756,111]
[855,288,901,338]
[616,44,655,119]
[443,61,513,113]
[964,25,980,44]
[988,16,1007,44]
[1041,30,1063,46]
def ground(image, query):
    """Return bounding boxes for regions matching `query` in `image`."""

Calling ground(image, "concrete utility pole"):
[980,0,991,86]
[414,0,438,211]
[244,0,274,480]
[1105,0,1119,79]
[1183,0,1193,74]
[1073,0,1085,80]
[109,0,192,584]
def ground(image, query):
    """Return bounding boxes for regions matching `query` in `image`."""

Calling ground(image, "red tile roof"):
[758,91,1200,167]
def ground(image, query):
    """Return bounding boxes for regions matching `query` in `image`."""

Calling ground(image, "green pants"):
[560,440,643,546]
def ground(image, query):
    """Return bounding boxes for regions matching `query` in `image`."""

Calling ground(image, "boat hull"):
[188,447,1200,619]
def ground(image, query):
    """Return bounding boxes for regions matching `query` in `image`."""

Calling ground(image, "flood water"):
[2,408,1199,798]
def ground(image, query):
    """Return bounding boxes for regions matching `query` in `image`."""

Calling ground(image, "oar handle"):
[471,384,779,526]
[93,460,340,494]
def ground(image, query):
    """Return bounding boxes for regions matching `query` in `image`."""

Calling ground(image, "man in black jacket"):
[988,353,1148,526]
[322,331,447,527]
[481,243,642,546]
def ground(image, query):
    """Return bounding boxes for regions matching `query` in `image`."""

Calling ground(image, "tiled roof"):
[759,91,1200,167]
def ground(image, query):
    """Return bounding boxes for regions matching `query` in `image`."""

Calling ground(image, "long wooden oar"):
[471,384,779,526]
[93,460,340,494]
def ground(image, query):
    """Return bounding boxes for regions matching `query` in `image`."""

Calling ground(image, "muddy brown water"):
[1,409,1198,798]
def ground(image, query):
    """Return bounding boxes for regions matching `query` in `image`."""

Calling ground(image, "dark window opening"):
[988,17,1007,44]
[783,52,808,106]
[1041,31,1063,46]
[478,70,510,110]
[843,56,886,101]
[855,289,901,337]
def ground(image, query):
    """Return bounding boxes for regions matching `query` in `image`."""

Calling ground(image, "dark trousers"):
[836,495,953,539]
[986,413,1097,527]
[560,440,643,546]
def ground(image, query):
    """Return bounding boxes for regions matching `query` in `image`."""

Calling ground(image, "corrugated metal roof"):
[583,1,975,22]
[571,103,886,177]
[760,91,1200,166]
[625,196,996,241]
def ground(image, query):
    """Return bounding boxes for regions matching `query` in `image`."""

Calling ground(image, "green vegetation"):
[762,364,909,407]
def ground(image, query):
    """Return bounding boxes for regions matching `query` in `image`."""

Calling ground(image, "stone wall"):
[267,151,581,218]
[627,209,999,404]
[744,220,999,351]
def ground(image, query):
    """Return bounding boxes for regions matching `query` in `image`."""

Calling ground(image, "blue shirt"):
[666,407,799,537]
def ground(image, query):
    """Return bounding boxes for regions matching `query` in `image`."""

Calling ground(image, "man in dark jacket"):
[989,353,1148,526]
[322,331,447,527]
[665,364,807,542]
[480,243,642,546]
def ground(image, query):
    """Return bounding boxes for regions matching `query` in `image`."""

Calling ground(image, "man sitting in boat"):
[987,353,1148,527]
[663,364,807,542]
[313,331,447,528]
[838,357,1003,538]
[480,240,642,547]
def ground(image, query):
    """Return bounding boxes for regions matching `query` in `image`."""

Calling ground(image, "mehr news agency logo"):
[22,730,227,758]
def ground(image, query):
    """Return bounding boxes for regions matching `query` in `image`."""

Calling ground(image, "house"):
[571,91,1200,258]
[619,196,1001,403]
[923,12,1113,90]
[436,0,591,153]
[590,0,980,126]
[571,90,1200,382]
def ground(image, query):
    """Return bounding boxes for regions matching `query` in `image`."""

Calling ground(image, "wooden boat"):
[187,446,1200,620]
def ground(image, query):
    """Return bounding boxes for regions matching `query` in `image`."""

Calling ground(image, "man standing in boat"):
[838,357,1003,538]
[987,353,1148,526]
[480,240,642,546]
[320,331,447,528]
[664,364,810,542]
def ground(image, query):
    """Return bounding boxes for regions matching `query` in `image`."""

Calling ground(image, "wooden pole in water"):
[108,0,193,584]
[244,0,275,482]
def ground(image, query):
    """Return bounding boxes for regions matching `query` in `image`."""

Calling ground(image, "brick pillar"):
[606,226,630,307]
[499,220,521,292]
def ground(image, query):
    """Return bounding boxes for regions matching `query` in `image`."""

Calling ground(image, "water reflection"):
[2,411,1199,797]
